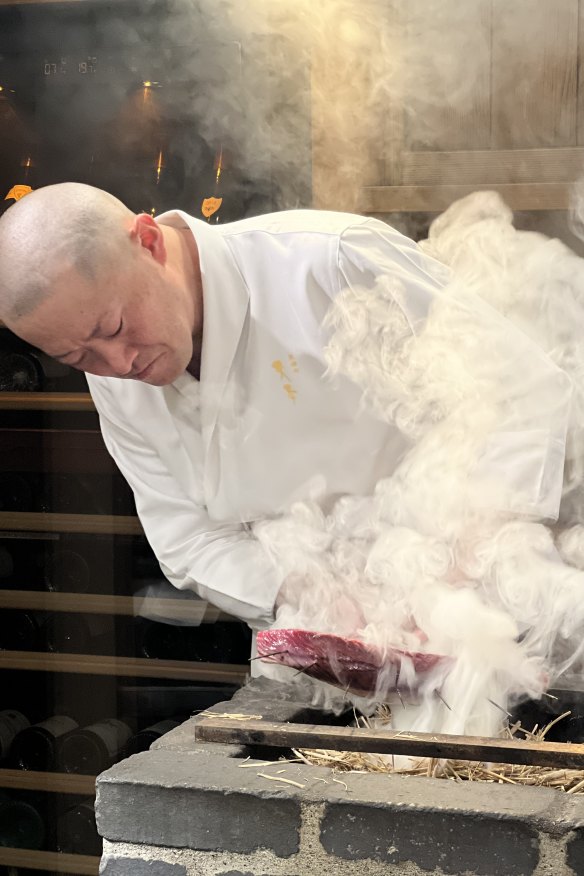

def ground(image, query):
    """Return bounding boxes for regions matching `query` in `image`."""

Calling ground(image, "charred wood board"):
[195,716,584,769]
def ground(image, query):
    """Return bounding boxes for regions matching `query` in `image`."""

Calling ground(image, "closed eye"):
[108,319,123,338]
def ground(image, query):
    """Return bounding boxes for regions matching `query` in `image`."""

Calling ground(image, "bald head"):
[0,183,135,324]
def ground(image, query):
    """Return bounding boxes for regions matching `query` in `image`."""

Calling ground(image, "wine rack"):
[0,334,249,874]
[0,848,99,876]
[0,513,142,536]
[0,393,95,412]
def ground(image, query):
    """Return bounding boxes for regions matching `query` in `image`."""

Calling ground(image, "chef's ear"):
[129,213,167,265]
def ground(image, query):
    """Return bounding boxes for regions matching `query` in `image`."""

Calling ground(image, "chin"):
[148,356,187,386]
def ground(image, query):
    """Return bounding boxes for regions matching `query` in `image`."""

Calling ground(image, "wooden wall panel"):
[311,0,389,211]
[492,0,578,149]
[400,148,584,186]
[577,0,584,145]
[401,0,492,153]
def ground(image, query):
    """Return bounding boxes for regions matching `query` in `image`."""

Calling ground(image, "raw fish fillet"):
[257,629,448,697]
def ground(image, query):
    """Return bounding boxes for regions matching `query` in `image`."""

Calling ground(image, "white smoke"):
[255,191,584,738]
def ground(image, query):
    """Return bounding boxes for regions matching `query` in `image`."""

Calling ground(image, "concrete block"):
[100,858,187,875]
[97,750,301,857]
[567,829,584,875]
[320,800,541,875]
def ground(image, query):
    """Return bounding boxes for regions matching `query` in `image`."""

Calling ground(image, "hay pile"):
[293,709,584,794]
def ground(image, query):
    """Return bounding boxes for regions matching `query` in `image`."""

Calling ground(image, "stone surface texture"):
[96,678,584,876]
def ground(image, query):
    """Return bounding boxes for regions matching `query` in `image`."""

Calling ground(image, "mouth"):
[133,356,160,381]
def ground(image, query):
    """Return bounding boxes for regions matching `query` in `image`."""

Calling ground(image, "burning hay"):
[293,709,584,794]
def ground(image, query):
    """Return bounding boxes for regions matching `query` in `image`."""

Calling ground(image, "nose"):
[95,340,139,378]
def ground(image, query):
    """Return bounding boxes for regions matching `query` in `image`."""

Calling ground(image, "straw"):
[293,709,584,793]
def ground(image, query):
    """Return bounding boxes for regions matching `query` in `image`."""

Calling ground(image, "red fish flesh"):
[257,629,448,697]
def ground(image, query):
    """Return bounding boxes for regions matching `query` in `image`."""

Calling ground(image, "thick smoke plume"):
[255,191,584,739]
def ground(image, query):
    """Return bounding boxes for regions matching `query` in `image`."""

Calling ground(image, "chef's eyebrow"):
[53,320,104,360]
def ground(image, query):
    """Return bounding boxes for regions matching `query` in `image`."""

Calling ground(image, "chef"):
[0,183,570,629]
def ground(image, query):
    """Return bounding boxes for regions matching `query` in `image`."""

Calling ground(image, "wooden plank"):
[195,716,584,769]
[359,182,572,214]
[0,767,95,794]
[381,2,405,185]
[0,589,231,623]
[0,650,248,683]
[401,147,584,186]
[0,0,95,4]
[0,392,94,411]
[311,0,386,211]
[0,847,99,875]
[401,0,492,152]
[492,0,578,148]
[0,512,142,535]
[578,0,584,144]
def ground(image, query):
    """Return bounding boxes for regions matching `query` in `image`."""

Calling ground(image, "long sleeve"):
[334,220,573,522]
[87,376,283,626]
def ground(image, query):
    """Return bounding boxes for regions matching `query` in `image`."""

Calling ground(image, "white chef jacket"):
[86,209,571,625]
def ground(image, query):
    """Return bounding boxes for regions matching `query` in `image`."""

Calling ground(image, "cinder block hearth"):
[96,679,584,876]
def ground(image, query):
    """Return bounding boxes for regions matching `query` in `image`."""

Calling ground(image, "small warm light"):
[215,146,223,185]
[143,81,152,88]
[0,86,3,93]
[155,150,164,183]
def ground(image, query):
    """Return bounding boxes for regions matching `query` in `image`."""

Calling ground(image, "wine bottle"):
[0,538,49,591]
[44,615,92,655]
[59,719,133,775]
[0,610,46,652]
[135,619,190,661]
[0,473,35,512]
[43,547,91,593]
[56,798,102,856]
[0,545,14,580]
[0,351,42,392]
[0,791,45,850]
[10,716,79,772]
[41,473,101,516]
[183,621,252,664]
[0,711,30,761]
[125,719,180,757]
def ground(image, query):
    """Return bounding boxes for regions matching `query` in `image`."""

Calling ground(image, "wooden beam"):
[311,0,388,211]
[360,183,572,214]
[491,0,578,150]
[0,392,94,411]
[0,767,95,794]
[0,0,94,4]
[0,511,142,535]
[401,148,584,186]
[0,650,248,683]
[195,716,584,769]
[0,589,231,623]
[0,847,99,876]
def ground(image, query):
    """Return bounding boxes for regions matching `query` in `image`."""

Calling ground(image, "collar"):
[156,210,250,481]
